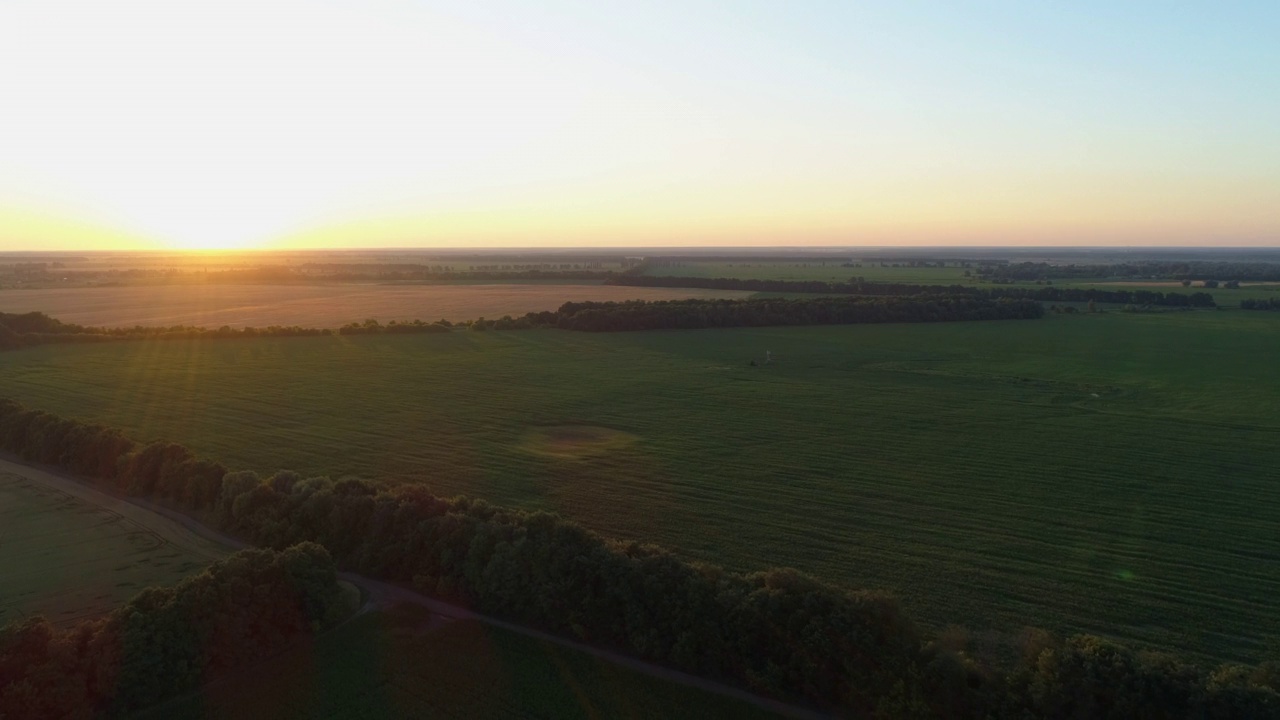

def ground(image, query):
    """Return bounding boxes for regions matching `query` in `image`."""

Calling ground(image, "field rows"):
[2,311,1279,662]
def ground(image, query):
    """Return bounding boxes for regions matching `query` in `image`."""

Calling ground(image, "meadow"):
[0,464,225,628]
[141,607,780,720]
[0,283,749,328]
[2,310,1279,663]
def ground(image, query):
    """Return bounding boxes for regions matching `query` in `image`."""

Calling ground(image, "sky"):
[0,1,1277,251]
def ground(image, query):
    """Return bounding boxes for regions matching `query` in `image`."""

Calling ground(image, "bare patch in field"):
[519,425,639,460]
[0,284,752,328]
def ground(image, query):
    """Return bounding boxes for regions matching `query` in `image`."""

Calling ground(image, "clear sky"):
[1,0,1276,250]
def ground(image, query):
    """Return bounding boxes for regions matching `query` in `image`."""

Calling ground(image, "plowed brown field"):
[0,283,751,328]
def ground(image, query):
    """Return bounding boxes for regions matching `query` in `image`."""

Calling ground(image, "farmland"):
[2,309,1279,664]
[0,460,226,628]
[643,260,975,284]
[0,283,750,328]
[638,259,1280,308]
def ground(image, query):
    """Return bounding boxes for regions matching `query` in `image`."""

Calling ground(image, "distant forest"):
[976,261,1280,283]
[544,295,1044,332]
[1241,298,1280,310]
[607,275,1218,307]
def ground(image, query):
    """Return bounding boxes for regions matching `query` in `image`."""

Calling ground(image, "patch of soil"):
[520,425,638,459]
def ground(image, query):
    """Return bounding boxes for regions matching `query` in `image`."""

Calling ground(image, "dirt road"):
[0,456,827,720]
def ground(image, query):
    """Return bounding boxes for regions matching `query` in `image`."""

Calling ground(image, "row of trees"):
[0,399,1277,717]
[551,296,1044,331]
[347,296,1045,333]
[1,294,1046,354]
[0,542,349,719]
[977,261,1280,283]
[605,274,1217,307]
[0,312,464,351]
[1241,298,1280,310]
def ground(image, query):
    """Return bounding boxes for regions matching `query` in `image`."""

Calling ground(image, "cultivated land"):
[2,311,1279,664]
[0,283,751,328]
[639,260,1280,307]
[0,460,226,628]
[643,260,975,284]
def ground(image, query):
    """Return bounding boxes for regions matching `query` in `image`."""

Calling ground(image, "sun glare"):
[166,237,261,252]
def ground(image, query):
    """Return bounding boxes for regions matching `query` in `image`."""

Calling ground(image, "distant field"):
[0,283,751,328]
[639,263,1280,308]
[1059,280,1280,306]
[2,311,1279,663]
[142,607,778,720]
[643,261,975,284]
[0,463,226,628]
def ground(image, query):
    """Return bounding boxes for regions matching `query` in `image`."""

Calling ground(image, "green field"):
[2,311,1280,663]
[0,469,224,627]
[141,606,779,719]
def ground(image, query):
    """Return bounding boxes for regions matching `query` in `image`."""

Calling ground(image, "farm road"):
[0,456,826,720]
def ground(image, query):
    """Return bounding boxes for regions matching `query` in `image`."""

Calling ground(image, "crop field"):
[0,461,226,628]
[643,260,975,284]
[2,311,1279,663]
[1056,280,1280,307]
[142,606,778,720]
[641,263,1280,308]
[0,283,751,328]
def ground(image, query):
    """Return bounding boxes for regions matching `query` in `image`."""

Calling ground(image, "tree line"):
[0,399,1276,718]
[977,261,1280,283]
[605,274,1217,307]
[0,542,349,719]
[0,312,460,351]
[549,296,1044,332]
[1,295,1044,354]
[1241,298,1280,311]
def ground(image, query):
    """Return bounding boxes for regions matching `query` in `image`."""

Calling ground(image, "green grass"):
[140,606,780,719]
[0,471,222,628]
[3,311,1280,664]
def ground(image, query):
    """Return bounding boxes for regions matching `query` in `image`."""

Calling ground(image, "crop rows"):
[2,310,1278,663]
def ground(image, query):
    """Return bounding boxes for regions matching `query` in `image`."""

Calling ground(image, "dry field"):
[0,283,751,328]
